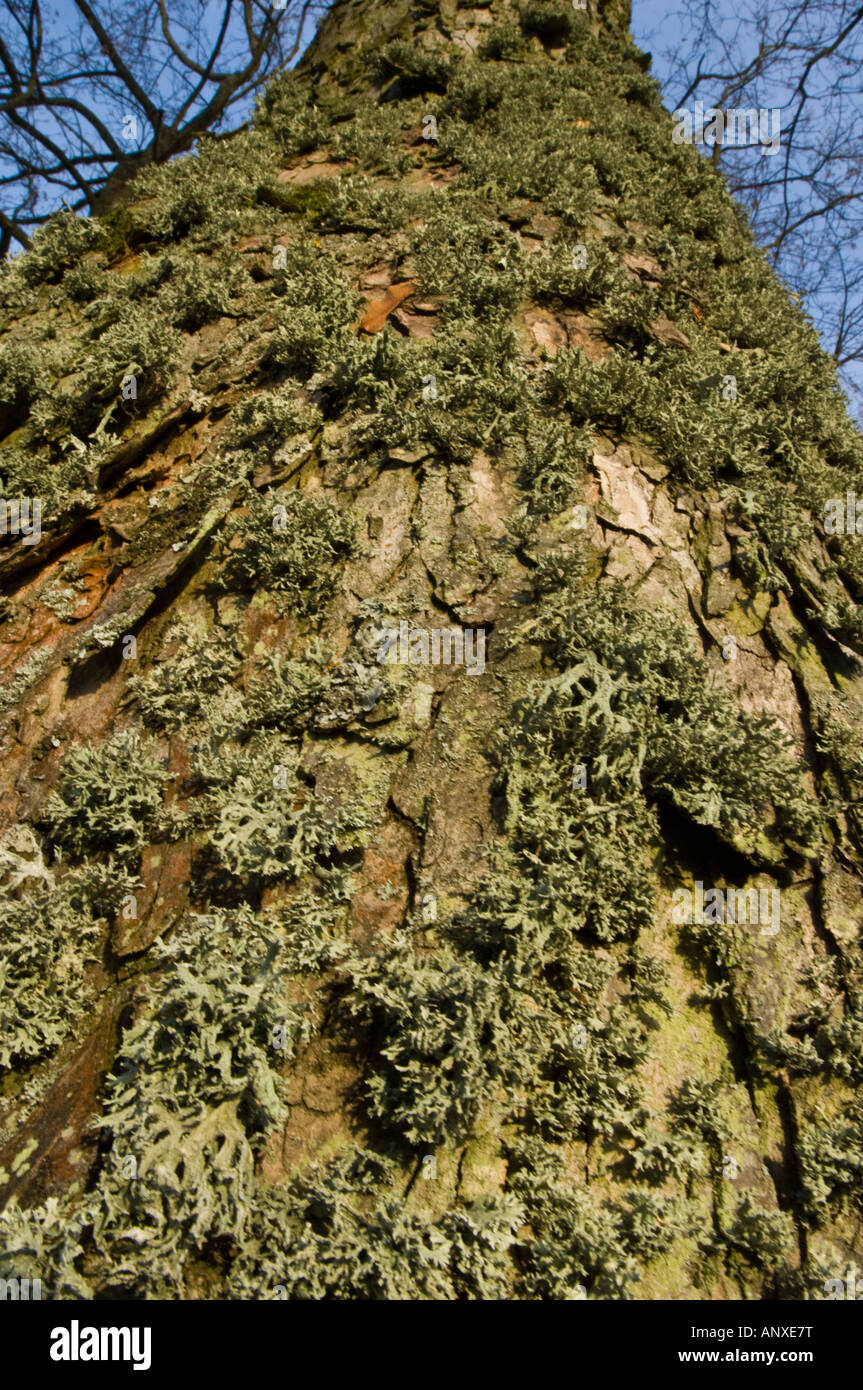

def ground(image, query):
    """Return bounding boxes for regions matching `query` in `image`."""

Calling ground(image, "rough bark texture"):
[2,0,863,1300]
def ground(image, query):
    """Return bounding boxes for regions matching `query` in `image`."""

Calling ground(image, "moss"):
[10,299,184,442]
[229,1148,452,1300]
[0,908,519,1299]
[417,202,525,322]
[342,833,655,1151]
[255,180,335,223]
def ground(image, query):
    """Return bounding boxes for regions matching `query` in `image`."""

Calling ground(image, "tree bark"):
[1,0,862,1301]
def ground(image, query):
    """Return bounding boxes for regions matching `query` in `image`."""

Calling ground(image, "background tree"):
[0,0,324,256]
[635,0,863,413]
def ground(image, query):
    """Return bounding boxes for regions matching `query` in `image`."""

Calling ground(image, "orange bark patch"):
[66,556,115,621]
[0,1002,120,1207]
[561,311,613,362]
[112,839,192,957]
[359,281,417,333]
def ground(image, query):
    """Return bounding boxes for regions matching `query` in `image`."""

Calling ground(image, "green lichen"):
[129,615,240,732]
[219,486,354,614]
[255,180,335,223]
[245,651,332,730]
[518,2,583,46]
[797,1099,863,1225]
[228,1147,521,1301]
[0,840,138,1069]
[37,726,166,866]
[509,1139,692,1298]
[206,738,379,885]
[369,41,453,96]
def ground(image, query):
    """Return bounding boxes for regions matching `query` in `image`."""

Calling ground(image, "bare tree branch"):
[71,0,163,126]
[0,0,326,250]
[646,0,863,412]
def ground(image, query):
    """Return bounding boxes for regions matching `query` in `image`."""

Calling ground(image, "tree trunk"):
[2,0,862,1301]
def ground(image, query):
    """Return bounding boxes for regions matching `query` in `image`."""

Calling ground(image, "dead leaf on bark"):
[359,280,417,333]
